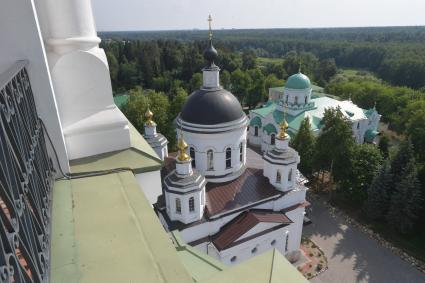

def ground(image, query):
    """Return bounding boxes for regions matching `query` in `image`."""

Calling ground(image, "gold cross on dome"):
[208,15,213,40]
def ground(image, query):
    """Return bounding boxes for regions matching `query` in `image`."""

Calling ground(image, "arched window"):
[190,147,196,167]
[239,143,243,163]
[251,247,257,254]
[230,256,237,263]
[294,96,298,105]
[271,240,276,246]
[285,95,288,103]
[271,134,276,145]
[226,147,232,169]
[176,198,181,214]
[276,170,281,183]
[288,168,293,182]
[254,126,258,136]
[207,150,214,170]
[357,122,360,129]
[189,197,195,212]
[305,96,308,104]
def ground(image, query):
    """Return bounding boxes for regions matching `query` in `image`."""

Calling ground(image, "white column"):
[35,0,131,160]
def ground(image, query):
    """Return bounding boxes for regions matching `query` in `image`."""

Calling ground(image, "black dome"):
[203,41,218,65]
[180,88,245,125]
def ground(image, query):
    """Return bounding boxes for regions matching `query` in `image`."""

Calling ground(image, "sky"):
[91,0,425,31]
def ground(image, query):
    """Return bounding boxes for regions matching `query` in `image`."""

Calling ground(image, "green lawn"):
[257,57,283,67]
[338,68,381,82]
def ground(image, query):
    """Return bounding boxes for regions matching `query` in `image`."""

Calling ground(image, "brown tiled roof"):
[206,168,281,217]
[161,155,176,178]
[212,210,292,251]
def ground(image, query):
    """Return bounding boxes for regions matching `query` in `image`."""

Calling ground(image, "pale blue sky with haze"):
[91,0,425,31]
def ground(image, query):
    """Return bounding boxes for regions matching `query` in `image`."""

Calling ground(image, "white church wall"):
[178,186,306,244]
[179,211,244,243]
[248,126,262,146]
[181,126,247,181]
[264,163,298,192]
[273,187,307,211]
[285,208,305,254]
[259,114,280,152]
[136,170,162,205]
[217,226,288,265]
[165,189,204,224]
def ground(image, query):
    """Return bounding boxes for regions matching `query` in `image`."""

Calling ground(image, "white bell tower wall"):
[34,0,131,160]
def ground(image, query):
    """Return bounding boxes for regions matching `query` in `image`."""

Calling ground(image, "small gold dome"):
[177,131,191,162]
[145,108,155,126]
[277,119,289,140]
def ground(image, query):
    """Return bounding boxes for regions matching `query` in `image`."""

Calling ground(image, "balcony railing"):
[0,61,54,282]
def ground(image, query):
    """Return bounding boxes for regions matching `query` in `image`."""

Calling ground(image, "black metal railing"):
[0,61,54,283]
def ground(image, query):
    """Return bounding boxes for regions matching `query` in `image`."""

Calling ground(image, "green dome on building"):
[285,72,311,90]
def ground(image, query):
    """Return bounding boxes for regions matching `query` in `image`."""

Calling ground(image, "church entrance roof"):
[212,210,292,251]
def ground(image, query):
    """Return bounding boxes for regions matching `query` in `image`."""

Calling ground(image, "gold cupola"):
[277,108,289,140]
[145,108,156,126]
[177,131,191,162]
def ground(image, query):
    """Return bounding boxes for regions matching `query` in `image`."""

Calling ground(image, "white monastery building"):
[249,72,381,152]
[152,23,309,265]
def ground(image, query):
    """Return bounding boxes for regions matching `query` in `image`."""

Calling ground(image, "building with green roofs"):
[249,72,381,152]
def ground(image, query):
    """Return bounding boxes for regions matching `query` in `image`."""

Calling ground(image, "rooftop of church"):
[251,85,377,134]
[285,72,312,90]
[52,126,309,283]
[158,146,307,231]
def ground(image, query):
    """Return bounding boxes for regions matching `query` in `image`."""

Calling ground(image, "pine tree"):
[291,118,315,176]
[345,143,383,202]
[390,139,414,186]
[386,159,423,234]
[364,160,392,221]
[378,135,390,158]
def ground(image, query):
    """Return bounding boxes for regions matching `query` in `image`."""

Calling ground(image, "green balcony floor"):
[51,171,193,283]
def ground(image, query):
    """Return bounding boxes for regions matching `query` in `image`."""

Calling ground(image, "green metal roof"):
[51,171,193,283]
[171,231,227,282]
[271,110,321,133]
[263,123,278,135]
[250,101,276,117]
[363,108,375,118]
[285,73,311,90]
[70,123,162,174]
[250,116,262,127]
[113,94,129,109]
[365,129,379,142]
[202,249,309,283]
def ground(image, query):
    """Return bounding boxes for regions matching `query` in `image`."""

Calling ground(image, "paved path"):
[304,199,425,283]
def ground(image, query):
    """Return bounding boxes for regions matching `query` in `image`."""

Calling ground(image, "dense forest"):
[100,26,425,89]
[100,27,425,261]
